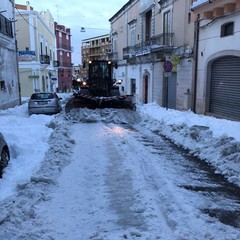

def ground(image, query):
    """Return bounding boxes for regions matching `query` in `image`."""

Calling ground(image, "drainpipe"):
[13,2,22,105]
[192,15,200,113]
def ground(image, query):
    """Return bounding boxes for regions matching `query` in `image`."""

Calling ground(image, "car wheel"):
[0,147,10,177]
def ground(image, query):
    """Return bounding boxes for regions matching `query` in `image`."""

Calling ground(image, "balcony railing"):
[191,0,210,11]
[57,43,72,51]
[58,61,72,68]
[123,33,174,59]
[40,55,50,64]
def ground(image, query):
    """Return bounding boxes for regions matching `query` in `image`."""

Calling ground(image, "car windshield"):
[31,93,54,100]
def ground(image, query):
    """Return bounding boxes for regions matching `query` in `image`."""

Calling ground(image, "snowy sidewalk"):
[138,103,240,187]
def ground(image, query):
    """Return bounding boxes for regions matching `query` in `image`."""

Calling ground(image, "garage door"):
[209,56,240,119]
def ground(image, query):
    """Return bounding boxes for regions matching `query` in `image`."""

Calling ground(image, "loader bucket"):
[65,94,135,113]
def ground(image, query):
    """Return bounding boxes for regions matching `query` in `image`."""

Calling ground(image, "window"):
[129,19,136,47]
[0,15,13,38]
[163,11,171,34]
[145,10,152,41]
[40,42,43,55]
[163,10,171,45]
[131,78,136,95]
[221,22,234,37]
[113,36,117,53]
[0,80,6,91]
[130,28,135,46]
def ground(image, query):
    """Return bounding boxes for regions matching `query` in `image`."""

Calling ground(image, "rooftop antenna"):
[56,4,59,23]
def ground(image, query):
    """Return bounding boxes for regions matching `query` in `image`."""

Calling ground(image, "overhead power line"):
[15,6,37,30]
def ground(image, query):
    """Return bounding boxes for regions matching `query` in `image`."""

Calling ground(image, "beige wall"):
[110,0,195,109]
[111,0,140,61]
[16,7,57,97]
[16,16,31,51]
[173,0,194,47]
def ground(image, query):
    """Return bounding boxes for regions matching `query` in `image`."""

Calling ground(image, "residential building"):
[191,0,240,120]
[15,2,58,97]
[109,0,195,110]
[81,34,110,80]
[0,0,21,109]
[54,22,72,92]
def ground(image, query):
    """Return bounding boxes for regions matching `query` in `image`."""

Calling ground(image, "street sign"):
[163,60,173,72]
[164,72,172,77]
[171,56,180,65]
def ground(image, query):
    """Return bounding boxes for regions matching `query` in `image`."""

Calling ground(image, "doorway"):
[144,75,148,104]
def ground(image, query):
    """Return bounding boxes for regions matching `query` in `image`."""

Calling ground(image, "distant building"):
[81,34,110,79]
[15,2,58,97]
[54,23,73,92]
[0,0,21,109]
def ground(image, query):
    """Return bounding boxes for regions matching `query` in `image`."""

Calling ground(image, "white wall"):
[0,0,20,109]
[195,14,240,113]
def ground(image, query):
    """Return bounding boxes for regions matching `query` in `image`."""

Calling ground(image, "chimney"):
[26,1,31,11]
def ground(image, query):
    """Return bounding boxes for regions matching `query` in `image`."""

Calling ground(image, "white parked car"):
[28,92,62,115]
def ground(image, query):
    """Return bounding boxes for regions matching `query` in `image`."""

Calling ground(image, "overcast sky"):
[15,0,129,64]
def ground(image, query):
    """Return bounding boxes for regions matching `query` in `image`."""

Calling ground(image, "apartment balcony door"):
[145,10,152,42]
[163,10,171,45]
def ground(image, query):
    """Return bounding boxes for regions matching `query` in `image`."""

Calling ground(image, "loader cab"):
[88,60,113,97]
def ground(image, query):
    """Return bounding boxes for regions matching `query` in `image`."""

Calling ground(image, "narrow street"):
[0,109,240,240]
[35,117,240,239]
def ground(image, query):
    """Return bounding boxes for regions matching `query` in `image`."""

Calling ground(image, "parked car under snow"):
[0,133,10,177]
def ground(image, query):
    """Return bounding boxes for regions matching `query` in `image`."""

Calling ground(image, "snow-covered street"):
[0,97,240,239]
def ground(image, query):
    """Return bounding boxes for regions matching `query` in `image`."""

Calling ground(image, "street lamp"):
[80,27,110,32]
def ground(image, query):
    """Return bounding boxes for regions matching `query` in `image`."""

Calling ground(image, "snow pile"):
[65,107,141,125]
[0,98,240,239]
[0,114,75,239]
[65,102,240,187]
[0,107,54,199]
[138,102,240,187]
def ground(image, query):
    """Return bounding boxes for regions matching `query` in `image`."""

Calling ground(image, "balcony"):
[57,43,72,51]
[191,0,210,11]
[58,61,72,68]
[191,0,240,19]
[123,33,174,59]
[53,60,59,67]
[40,55,50,64]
